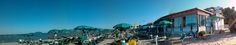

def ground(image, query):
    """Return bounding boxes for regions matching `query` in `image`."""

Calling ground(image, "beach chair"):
[179,33,186,45]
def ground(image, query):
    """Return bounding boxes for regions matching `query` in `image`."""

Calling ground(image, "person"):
[80,34,89,45]
[74,38,82,45]
[113,40,122,45]
[126,32,133,39]
[126,31,137,45]
[88,34,96,45]
[121,31,127,39]
[190,27,197,39]
[127,37,137,45]
[150,34,153,39]
[121,39,128,45]
[39,39,42,42]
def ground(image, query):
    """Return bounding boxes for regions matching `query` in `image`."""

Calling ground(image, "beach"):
[186,33,236,45]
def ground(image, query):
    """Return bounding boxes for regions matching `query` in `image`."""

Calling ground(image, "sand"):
[186,33,236,45]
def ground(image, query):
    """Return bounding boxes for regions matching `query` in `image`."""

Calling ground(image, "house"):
[205,7,225,31]
[154,8,224,35]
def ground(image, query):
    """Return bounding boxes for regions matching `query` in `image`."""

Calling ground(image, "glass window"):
[183,16,186,27]
[174,17,182,27]
[186,15,197,26]
[199,15,206,26]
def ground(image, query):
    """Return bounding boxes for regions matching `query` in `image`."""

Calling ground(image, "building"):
[155,8,224,35]
[205,7,225,31]
[131,24,142,29]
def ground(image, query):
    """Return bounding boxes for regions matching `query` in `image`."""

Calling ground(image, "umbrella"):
[155,20,173,26]
[140,26,149,29]
[159,20,172,25]
[211,16,223,21]
[113,23,133,31]
[154,19,173,36]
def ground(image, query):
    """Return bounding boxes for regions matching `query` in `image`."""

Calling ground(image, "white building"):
[155,8,224,35]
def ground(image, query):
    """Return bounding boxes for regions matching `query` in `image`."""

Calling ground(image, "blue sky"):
[0,0,235,34]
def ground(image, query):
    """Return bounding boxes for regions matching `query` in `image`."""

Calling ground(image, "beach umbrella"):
[113,23,133,31]
[156,20,173,25]
[141,26,149,29]
[154,19,173,36]
[211,16,224,20]
[153,18,172,25]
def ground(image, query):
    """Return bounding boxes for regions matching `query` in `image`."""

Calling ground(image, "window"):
[199,15,206,26]
[174,17,182,27]
[183,16,186,27]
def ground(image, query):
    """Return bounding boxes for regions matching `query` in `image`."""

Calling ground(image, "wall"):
[214,18,224,30]
[206,15,212,33]
[171,14,198,35]
[185,15,197,33]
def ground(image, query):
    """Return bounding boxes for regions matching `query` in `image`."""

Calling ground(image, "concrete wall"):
[214,18,224,30]
[206,15,212,33]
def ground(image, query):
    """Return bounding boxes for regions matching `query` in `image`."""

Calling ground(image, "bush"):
[198,31,206,36]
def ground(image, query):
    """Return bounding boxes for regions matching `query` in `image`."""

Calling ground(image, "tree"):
[221,7,236,32]
[222,7,236,24]
[48,29,60,35]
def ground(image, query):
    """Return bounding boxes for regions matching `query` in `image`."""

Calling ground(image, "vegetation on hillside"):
[0,25,113,43]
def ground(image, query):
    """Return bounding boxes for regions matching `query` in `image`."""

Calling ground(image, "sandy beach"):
[186,33,236,45]
[0,42,48,45]
[0,42,76,45]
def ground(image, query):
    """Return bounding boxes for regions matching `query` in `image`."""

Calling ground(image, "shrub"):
[198,31,206,36]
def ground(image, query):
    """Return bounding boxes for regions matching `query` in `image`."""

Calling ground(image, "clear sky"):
[0,0,235,34]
